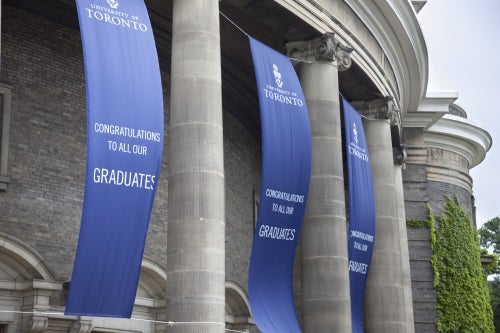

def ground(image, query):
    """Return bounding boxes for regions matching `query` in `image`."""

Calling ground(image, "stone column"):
[394,145,415,333]
[286,33,353,333]
[166,1,225,333]
[354,98,409,332]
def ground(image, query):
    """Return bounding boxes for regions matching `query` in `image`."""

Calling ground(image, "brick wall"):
[408,227,438,333]
[403,163,429,221]
[1,5,87,281]
[223,109,261,290]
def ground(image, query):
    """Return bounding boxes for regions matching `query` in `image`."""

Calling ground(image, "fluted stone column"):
[166,1,225,332]
[286,33,353,333]
[354,98,409,332]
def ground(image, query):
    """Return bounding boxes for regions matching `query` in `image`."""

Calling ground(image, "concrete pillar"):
[286,33,353,333]
[166,1,225,332]
[394,146,415,333]
[354,98,408,332]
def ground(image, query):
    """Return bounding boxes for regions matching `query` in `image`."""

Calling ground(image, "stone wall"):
[403,126,474,333]
[408,227,437,333]
[223,108,261,291]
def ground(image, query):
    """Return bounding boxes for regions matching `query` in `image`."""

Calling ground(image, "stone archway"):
[0,233,54,282]
[225,281,254,332]
[0,233,58,332]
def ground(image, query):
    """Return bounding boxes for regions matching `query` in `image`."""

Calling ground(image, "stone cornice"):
[403,111,446,130]
[415,92,458,112]
[424,114,492,168]
[344,0,428,112]
[275,0,428,113]
[403,92,458,129]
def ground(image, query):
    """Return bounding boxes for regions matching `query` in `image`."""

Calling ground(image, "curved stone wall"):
[426,148,473,215]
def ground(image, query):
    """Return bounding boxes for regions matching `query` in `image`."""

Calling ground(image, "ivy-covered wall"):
[422,197,493,332]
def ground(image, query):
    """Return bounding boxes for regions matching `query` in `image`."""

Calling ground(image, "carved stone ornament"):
[26,317,48,333]
[69,320,94,333]
[352,97,401,126]
[393,144,408,167]
[286,33,353,71]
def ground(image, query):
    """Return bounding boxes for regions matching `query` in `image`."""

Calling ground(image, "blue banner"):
[65,0,164,318]
[343,99,376,333]
[248,37,312,333]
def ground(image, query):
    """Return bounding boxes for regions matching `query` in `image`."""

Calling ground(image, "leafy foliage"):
[479,217,500,254]
[406,219,429,229]
[479,217,500,332]
[480,217,500,275]
[430,197,494,333]
[489,277,500,333]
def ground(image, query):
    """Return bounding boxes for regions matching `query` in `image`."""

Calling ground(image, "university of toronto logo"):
[107,0,119,9]
[273,64,284,88]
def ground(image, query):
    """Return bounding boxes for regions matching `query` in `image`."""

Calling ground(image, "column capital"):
[353,97,404,164]
[285,33,353,71]
[351,97,401,127]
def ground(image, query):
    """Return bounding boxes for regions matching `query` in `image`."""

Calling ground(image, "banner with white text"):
[248,37,312,333]
[65,0,164,318]
[343,99,376,333]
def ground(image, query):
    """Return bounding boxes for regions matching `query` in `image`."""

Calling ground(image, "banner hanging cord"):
[0,310,249,333]
[219,11,249,37]
[219,11,313,64]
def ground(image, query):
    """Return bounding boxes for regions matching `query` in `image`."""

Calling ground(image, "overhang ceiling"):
[4,0,381,137]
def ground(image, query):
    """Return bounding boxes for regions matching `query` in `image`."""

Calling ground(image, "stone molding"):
[405,146,427,165]
[26,317,48,333]
[448,103,467,119]
[285,33,353,70]
[69,320,94,333]
[352,97,400,125]
[425,114,492,168]
[426,165,472,192]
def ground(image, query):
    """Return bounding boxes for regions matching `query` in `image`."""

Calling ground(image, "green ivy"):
[430,197,494,333]
[406,219,429,228]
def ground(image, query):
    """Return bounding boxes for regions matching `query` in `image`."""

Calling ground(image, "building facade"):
[0,1,491,332]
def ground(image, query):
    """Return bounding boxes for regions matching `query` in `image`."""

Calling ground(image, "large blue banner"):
[65,0,164,318]
[343,99,376,332]
[248,37,312,333]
